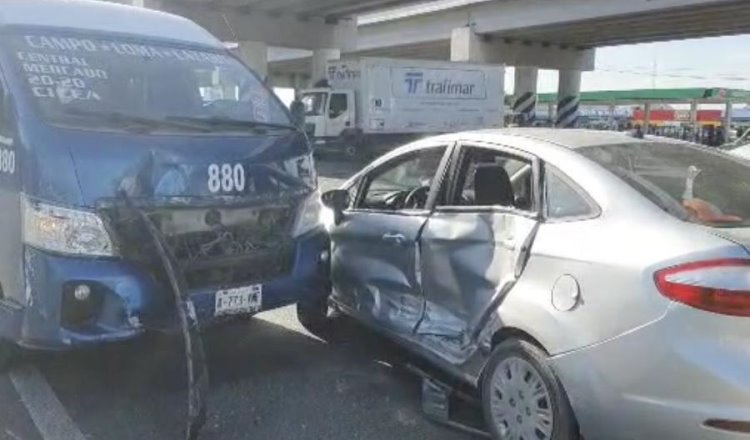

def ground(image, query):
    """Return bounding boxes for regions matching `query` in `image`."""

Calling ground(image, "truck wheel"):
[296,295,335,338]
[343,144,357,159]
[481,339,579,440]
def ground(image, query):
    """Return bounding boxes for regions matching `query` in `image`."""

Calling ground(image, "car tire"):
[481,339,579,440]
[296,295,334,338]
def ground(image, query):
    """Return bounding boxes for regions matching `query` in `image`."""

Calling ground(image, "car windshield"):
[5,32,291,132]
[301,92,327,116]
[580,142,750,227]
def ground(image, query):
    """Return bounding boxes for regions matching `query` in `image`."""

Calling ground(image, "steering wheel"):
[383,191,407,209]
[403,186,430,209]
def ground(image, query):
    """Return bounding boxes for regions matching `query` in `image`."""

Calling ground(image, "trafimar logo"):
[403,71,476,96]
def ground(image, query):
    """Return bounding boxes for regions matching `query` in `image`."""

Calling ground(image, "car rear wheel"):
[481,339,579,440]
[296,295,334,338]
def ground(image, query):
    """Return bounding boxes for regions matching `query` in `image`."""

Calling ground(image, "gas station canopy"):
[538,88,750,105]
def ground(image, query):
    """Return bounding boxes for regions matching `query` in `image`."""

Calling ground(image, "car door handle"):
[382,232,406,246]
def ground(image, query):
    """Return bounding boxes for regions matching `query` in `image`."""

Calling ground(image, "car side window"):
[544,166,596,219]
[444,146,535,211]
[357,146,447,211]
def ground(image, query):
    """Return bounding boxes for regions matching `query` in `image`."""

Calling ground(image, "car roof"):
[457,128,657,150]
[0,0,223,49]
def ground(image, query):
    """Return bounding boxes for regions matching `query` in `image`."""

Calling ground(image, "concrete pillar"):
[556,69,581,128]
[547,103,555,127]
[131,0,161,8]
[238,41,268,82]
[450,27,485,62]
[310,49,340,87]
[689,100,699,142]
[643,102,651,134]
[513,66,538,127]
[724,100,733,143]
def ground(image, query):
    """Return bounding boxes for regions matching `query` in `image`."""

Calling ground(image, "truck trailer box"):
[327,57,504,135]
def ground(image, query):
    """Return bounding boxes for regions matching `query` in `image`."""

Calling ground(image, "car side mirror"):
[321,189,349,224]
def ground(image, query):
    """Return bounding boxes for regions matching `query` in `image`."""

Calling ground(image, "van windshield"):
[4,32,291,132]
[580,142,750,227]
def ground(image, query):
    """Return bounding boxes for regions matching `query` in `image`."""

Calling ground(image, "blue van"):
[0,0,329,365]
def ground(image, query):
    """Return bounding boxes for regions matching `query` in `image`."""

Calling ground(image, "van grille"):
[105,205,296,290]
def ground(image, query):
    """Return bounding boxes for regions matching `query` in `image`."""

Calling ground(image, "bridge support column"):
[130,0,162,8]
[513,66,538,127]
[724,100,733,143]
[556,69,581,128]
[238,41,268,83]
[311,49,341,87]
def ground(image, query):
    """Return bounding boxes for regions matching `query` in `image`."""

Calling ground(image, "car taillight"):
[655,259,750,317]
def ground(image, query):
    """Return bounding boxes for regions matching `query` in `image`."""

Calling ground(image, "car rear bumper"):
[551,304,750,440]
[5,231,329,350]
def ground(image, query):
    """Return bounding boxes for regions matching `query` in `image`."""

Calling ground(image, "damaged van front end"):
[0,25,328,351]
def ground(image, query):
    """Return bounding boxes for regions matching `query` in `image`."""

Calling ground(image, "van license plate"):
[215,285,262,316]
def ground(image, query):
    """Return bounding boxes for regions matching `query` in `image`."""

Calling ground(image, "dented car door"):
[330,144,450,334]
[416,142,540,358]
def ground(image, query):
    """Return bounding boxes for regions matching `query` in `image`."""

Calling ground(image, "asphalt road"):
[0,158,480,440]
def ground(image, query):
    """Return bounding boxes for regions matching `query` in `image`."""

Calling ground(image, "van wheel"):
[0,340,18,372]
[296,295,334,338]
[481,339,579,440]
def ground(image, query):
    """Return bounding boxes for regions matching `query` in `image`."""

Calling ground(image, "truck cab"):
[301,88,355,147]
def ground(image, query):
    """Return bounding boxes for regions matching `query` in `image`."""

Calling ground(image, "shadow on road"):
[26,312,472,440]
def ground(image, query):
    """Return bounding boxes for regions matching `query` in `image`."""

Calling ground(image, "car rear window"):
[579,142,750,227]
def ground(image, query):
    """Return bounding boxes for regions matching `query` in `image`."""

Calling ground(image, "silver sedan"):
[298,128,750,440]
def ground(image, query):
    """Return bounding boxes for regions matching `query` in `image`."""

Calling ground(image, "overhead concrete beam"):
[357,0,749,51]
[451,26,594,71]
[158,4,357,51]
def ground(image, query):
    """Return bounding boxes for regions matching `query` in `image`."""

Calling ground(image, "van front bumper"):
[13,231,329,350]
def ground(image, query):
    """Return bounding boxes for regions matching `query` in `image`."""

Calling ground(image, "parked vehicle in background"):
[307,128,750,440]
[301,57,504,158]
[0,0,329,369]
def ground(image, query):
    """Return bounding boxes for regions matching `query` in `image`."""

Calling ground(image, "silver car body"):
[325,128,750,440]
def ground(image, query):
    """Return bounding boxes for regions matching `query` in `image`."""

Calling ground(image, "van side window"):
[329,93,348,118]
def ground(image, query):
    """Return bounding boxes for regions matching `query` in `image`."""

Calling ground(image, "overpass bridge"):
[123,0,750,128]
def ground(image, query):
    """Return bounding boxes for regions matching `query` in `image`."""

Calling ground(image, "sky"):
[274,34,750,105]
[517,34,750,94]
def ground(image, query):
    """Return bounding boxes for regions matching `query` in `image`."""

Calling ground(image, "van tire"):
[296,295,334,338]
[481,339,579,440]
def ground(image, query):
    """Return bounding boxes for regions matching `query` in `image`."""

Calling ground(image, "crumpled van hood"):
[24,124,312,207]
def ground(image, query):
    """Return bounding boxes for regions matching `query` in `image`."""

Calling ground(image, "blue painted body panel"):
[0,31,328,350]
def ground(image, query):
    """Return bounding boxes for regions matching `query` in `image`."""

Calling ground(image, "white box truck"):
[301,57,504,157]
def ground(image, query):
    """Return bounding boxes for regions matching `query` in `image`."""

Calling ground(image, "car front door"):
[416,142,541,358]
[329,144,451,334]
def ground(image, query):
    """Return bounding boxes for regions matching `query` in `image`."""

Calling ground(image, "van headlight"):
[283,154,317,189]
[22,197,115,257]
[291,191,322,237]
